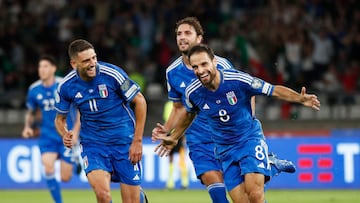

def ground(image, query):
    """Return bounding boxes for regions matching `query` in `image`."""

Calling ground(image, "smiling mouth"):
[200,74,209,79]
[87,66,95,71]
[179,44,188,49]
[179,41,189,47]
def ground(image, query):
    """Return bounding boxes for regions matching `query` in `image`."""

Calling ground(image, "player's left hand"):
[300,87,321,110]
[154,136,178,157]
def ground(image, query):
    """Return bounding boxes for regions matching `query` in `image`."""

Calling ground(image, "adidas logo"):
[180,82,186,88]
[133,174,140,181]
[202,104,210,110]
[75,92,83,98]
[257,162,265,169]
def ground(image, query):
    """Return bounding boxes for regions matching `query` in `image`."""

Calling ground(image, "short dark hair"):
[187,44,215,60]
[175,17,204,36]
[39,54,57,66]
[68,39,94,59]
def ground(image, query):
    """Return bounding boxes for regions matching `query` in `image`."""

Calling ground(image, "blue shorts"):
[219,139,271,191]
[38,138,73,164]
[80,143,142,185]
[188,142,222,181]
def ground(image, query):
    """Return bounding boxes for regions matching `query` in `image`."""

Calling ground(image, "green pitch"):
[0,189,359,203]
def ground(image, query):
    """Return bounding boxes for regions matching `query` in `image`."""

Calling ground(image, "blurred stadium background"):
[0,0,359,201]
[0,0,359,136]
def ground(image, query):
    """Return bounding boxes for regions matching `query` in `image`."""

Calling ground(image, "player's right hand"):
[151,123,169,142]
[22,127,34,138]
[63,131,74,148]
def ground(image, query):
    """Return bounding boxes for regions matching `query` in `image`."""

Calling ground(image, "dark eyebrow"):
[81,54,96,63]
[201,61,208,66]
[81,58,91,63]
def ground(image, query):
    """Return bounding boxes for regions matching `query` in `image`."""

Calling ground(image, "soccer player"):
[54,39,148,203]
[154,44,320,203]
[152,17,295,203]
[22,55,81,203]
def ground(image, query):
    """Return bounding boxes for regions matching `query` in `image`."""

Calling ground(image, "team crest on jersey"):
[98,84,108,98]
[226,91,237,105]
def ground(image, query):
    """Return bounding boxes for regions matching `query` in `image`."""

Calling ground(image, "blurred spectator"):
[312,63,341,118]
[0,0,358,116]
[283,25,304,88]
[340,61,359,116]
[309,26,334,82]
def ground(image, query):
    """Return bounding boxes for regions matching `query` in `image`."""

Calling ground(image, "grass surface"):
[0,189,359,203]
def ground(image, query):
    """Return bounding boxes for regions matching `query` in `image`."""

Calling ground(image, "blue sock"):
[207,183,229,203]
[140,187,148,203]
[45,173,62,203]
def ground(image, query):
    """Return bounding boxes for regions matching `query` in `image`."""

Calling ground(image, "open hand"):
[300,87,321,110]
[154,136,178,157]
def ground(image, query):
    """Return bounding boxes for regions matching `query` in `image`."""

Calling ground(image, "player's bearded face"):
[74,49,97,81]
[176,24,201,53]
[190,52,216,87]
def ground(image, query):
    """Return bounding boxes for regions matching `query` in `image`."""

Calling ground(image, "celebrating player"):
[152,17,295,203]
[154,44,320,203]
[54,39,148,203]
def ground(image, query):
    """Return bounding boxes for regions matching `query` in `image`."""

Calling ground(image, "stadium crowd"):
[0,0,359,119]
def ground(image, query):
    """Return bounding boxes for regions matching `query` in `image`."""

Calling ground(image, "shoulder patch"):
[121,79,131,91]
[251,78,262,89]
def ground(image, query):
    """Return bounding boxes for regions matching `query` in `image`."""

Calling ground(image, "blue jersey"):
[55,61,141,145]
[166,56,233,147]
[26,77,73,144]
[184,69,274,149]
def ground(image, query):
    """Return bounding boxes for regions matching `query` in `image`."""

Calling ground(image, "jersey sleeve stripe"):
[185,80,202,99]
[165,56,182,86]
[224,71,252,85]
[215,56,233,69]
[165,56,182,74]
[57,70,76,91]
[184,80,202,109]
[54,107,69,114]
[168,97,182,102]
[99,65,126,84]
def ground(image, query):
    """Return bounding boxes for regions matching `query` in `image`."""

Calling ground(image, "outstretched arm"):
[153,106,196,157]
[272,86,320,110]
[152,101,186,142]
